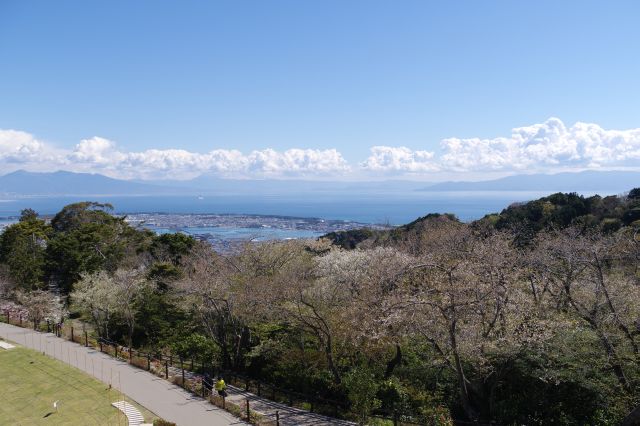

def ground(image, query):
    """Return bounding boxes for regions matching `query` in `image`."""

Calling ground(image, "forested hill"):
[492,189,640,234]
[3,192,640,424]
[324,188,640,249]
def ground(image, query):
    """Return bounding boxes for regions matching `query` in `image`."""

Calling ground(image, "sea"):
[0,190,608,240]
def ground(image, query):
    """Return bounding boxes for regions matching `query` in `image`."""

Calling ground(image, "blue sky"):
[1,1,639,180]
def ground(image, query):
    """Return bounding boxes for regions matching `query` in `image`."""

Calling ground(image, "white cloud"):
[247,148,350,176]
[360,146,438,173]
[69,137,125,166]
[41,135,350,180]
[362,118,640,175]
[0,129,47,163]
[2,118,640,180]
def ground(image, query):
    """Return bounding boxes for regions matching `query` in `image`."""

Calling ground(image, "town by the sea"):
[0,190,603,248]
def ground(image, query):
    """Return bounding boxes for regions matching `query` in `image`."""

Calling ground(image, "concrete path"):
[165,366,354,425]
[0,340,15,349]
[225,388,354,426]
[111,401,150,426]
[0,322,244,426]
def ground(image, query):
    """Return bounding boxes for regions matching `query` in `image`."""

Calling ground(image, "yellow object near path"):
[215,378,226,391]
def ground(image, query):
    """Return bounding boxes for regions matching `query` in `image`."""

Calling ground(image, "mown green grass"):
[0,344,156,425]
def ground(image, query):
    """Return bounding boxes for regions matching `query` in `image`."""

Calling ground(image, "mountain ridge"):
[0,170,181,196]
[1,169,637,196]
[421,170,639,192]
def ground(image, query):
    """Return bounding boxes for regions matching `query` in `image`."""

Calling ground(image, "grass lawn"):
[0,343,157,425]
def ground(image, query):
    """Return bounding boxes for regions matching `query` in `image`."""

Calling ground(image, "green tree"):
[150,233,196,265]
[45,202,147,293]
[628,188,640,200]
[343,366,381,425]
[0,209,51,289]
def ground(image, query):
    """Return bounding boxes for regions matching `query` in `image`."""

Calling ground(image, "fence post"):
[181,358,185,388]
[46,319,50,333]
[165,359,169,379]
[19,314,22,326]
[246,399,250,421]
[71,326,74,342]
[129,347,132,364]
[5,311,8,323]
[276,410,280,426]
[84,331,88,347]
[99,341,103,352]
[257,382,261,396]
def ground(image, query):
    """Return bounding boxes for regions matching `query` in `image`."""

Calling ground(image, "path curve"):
[0,322,243,426]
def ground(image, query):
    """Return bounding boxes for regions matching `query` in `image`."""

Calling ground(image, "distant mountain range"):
[421,171,639,193]
[0,170,427,196]
[0,169,637,197]
[0,170,178,196]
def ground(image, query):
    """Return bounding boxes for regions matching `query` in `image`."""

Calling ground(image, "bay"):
[0,190,588,224]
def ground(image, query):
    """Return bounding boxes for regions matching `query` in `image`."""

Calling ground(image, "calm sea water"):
[153,226,324,241]
[0,191,563,224]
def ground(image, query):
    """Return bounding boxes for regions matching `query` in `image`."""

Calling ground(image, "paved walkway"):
[164,366,354,425]
[0,322,355,426]
[225,388,354,426]
[0,322,243,426]
[111,401,149,426]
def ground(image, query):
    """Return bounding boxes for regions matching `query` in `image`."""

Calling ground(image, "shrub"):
[170,376,184,387]
[131,355,149,370]
[209,394,265,425]
[601,218,622,233]
[344,366,381,424]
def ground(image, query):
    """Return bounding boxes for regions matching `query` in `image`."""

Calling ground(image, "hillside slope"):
[324,188,640,249]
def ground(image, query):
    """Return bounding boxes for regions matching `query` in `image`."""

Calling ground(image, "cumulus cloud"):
[0,132,351,180]
[362,118,640,175]
[0,129,47,163]
[2,118,640,180]
[69,137,123,165]
[66,140,351,179]
[246,148,349,176]
[360,146,438,173]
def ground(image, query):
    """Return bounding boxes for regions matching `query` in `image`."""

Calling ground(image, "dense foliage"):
[0,208,50,290]
[491,191,640,245]
[1,191,640,425]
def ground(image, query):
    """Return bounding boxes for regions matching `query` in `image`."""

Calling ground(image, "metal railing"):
[1,310,353,422]
[1,309,447,425]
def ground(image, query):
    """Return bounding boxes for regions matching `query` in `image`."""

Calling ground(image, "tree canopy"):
[2,191,640,424]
